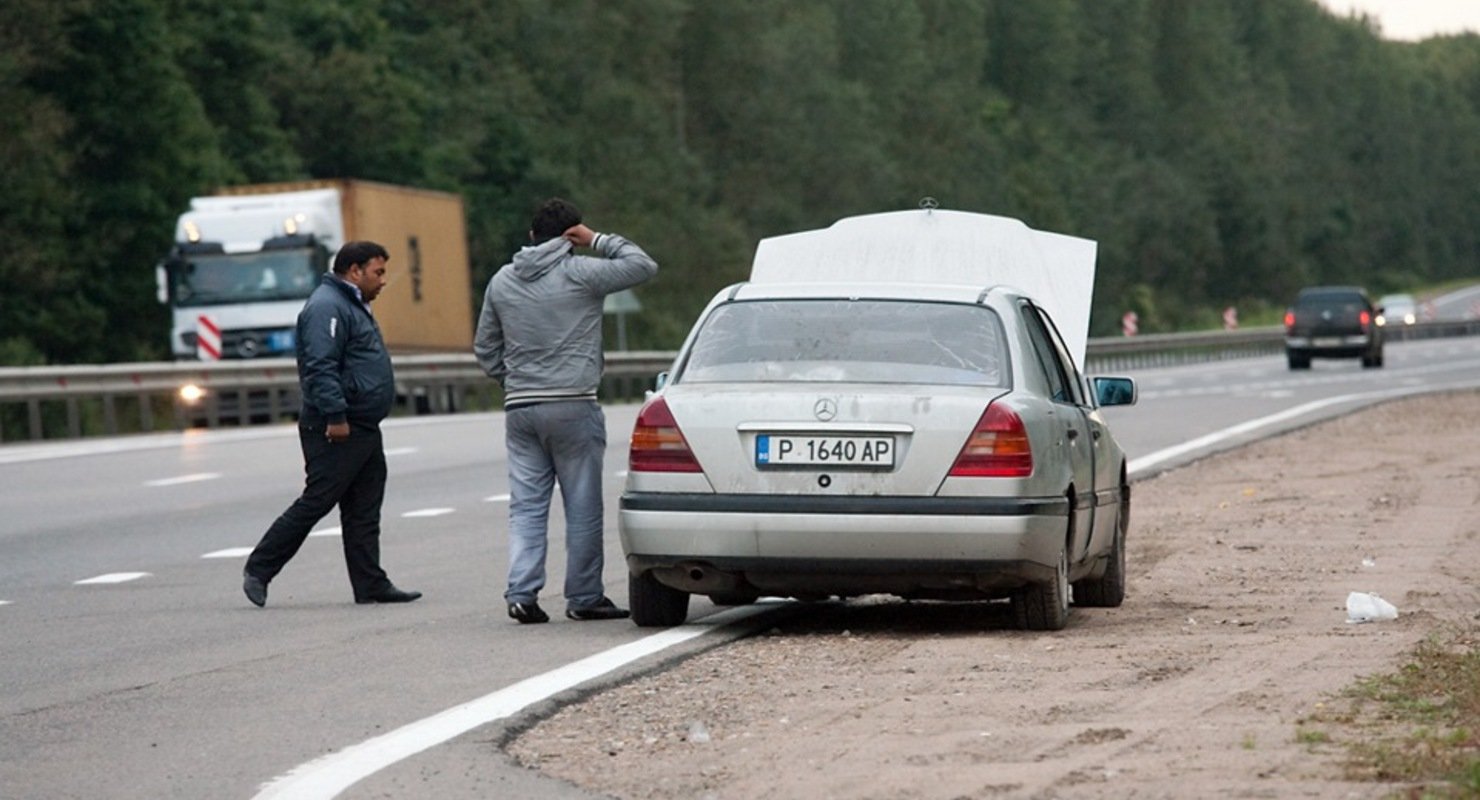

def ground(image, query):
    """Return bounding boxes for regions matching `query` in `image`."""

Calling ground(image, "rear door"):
[1019,302,1097,559]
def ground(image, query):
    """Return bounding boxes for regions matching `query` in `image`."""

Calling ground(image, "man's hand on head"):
[562,224,596,248]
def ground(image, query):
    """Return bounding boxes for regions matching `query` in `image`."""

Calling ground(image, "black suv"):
[1283,286,1384,370]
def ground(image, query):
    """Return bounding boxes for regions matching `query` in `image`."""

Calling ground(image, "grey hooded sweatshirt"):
[474,233,657,408]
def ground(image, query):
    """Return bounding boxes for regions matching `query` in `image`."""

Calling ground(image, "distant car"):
[1283,286,1383,369]
[1376,293,1418,327]
[618,210,1138,631]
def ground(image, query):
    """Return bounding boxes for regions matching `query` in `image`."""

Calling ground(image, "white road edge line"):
[251,604,775,800]
[1128,384,1461,477]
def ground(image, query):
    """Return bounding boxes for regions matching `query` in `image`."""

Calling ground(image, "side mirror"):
[155,264,169,304]
[653,371,670,391]
[1092,376,1137,407]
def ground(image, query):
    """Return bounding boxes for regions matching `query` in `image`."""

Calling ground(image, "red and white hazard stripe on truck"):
[196,315,222,361]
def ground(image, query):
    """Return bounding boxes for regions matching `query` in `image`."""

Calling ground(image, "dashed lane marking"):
[483,494,510,503]
[400,508,455,518]
[74,572,151,585]
[309,527,341,538]
[144,473,222,487]
[202,547,254,559]
[383,447,418,456]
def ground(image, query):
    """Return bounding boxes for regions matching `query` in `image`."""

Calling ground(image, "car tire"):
[630,570,690,627]
[1074,486,1128,608]
[708,591,760,606]
[1013,547,1070,631]
[1287,352,1310,370]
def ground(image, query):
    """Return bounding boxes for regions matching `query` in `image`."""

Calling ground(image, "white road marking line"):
[0,600,12,606]
[309,527,341,538]
[1128,384,1468,478]
[483,494,510,503]
[202,547,254,559]
[74,572,151,585]
[251,605,776,800]
[400,508,454,518]
[383,447,418,456]
[144,472,222,487]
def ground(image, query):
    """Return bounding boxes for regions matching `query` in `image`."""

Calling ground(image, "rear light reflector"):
[629,397,702,473]
[949,403,1033,477]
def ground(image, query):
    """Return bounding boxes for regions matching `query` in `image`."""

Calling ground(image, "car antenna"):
[919,196,939,214]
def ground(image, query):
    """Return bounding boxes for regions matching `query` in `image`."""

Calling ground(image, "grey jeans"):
[503,400,608,609]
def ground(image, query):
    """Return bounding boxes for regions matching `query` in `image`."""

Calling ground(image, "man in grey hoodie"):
[475,198,658,623]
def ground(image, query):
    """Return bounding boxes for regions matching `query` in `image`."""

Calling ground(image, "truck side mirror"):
[155,264,169,304]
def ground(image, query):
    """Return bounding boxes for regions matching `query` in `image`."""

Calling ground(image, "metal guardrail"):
[4,320,1478,443]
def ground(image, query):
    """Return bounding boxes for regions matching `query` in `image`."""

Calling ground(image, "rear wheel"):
[1074,490,1127,608]
[1287,351,1310,370]
[629,570,690,627]
[1012,547,1070,631]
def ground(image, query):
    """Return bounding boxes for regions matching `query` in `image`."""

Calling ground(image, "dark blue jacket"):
[296,274,395,428]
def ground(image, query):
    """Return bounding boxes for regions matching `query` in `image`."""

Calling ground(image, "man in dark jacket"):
[242,241,421,607]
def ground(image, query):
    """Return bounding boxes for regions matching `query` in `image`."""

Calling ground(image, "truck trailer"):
[157,179,474,360]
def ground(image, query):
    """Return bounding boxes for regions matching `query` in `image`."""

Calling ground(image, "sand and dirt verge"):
[509,392,1480,799]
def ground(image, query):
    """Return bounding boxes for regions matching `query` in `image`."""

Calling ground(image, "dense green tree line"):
[2,0,1477,365]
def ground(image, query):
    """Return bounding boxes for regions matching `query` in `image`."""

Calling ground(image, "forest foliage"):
[2,0,1478,365]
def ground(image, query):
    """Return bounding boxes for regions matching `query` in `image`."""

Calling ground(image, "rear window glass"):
[678,299,1008,386]
[1295,291,1365,310]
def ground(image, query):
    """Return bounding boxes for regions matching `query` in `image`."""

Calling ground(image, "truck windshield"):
[171,250,321,307]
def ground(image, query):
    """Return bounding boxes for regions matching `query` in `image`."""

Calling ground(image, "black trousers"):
[246,424,391,599]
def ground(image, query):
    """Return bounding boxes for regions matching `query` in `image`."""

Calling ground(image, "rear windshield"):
[678,299,1008,386]
[1295,291,1366,310]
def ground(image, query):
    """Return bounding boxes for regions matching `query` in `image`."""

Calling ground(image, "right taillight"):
[629,397,702,473]
[949,403,1033,477]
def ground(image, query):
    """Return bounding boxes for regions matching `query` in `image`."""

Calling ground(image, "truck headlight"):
[178,384,207,405]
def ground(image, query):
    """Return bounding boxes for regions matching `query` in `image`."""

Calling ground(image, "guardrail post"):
[103,394,118,435]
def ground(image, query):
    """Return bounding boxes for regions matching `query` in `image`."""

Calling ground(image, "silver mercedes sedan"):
[618,209,1137,631]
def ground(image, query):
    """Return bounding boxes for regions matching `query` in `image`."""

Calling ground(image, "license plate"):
[755,435,894,468]
[1312,336,1341,347]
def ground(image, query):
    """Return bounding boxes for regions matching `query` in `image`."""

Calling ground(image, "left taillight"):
[629,397,702,473]
[948,402,1033,478]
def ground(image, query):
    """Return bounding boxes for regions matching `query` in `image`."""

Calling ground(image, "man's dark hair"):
[530,198,582,243]
[334,241,389,274]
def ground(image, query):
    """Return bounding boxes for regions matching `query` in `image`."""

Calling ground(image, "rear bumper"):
[619,492,1069,598]
[1285,334,1377,356]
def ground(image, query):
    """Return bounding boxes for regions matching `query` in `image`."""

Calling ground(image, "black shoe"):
[566,597,631,621]
[356,585,422,604]
[243,572,267,608]
[508,601,549,624]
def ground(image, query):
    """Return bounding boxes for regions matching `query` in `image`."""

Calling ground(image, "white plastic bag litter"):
[1346,591,1398,623]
